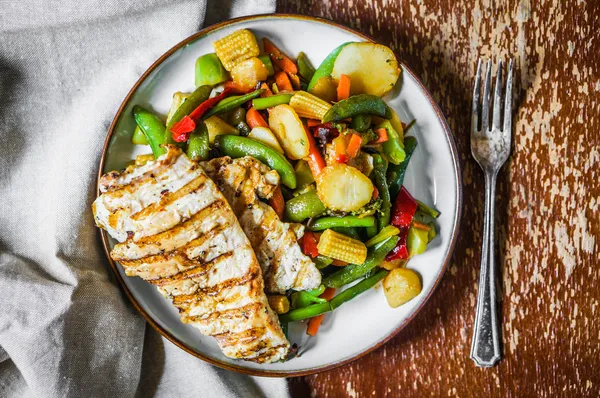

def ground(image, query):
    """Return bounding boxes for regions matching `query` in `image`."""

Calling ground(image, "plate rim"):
[97,13,463,377]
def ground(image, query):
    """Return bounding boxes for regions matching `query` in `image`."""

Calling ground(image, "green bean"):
[297,52,315,82]
[186,121,209,161]
[309,216,375,231]
[278,302,331,323]
[203,89,264,119]
[166,85,212,145]
[377,120,405,165]
[284,190,326,222]
[331,227,361,240]
[323,94,392,123]
[132,105,166,158]
[322,236,399,288]
[387,136,418,198]
[329,269,388,309]
[216,135,296,188]
[195,53,228,87]
[365,224,378,239]
[372,154,391,230]
[416,199,441,218]
[252,93,293,110]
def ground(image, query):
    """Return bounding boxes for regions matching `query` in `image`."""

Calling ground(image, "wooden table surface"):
[278,1,600,396]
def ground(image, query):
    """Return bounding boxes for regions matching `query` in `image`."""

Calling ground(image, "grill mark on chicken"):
[148,252,234,286]
[93,146,289,363]
[131,173,208,220]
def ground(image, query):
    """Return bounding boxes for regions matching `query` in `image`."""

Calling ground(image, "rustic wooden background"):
[277,0,600,397]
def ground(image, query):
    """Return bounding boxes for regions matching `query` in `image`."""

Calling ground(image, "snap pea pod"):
[331,227,361,240]
[215,135,296,188]
[322,236,399,288]
[307,42,352,91]
[329,269,388,309]
[284,190,326,222]
[349,114,372,132]
[313,255,333,269]
[297,51,315,82]
[195,53,228,87]
[387,136,418,198]
[131,125,149,145]
[279,269,388,322]
[166,85,212,145]
[203,89,264,119]
[186,121,209,161]
[252,93,293,110]
[132,105,167,158]
[372,154,391,230]
[309,215,375,231]
[258,54,275,76]
[323,94,392,123]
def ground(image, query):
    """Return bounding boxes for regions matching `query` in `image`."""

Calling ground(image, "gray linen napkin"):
[0,1,290,396]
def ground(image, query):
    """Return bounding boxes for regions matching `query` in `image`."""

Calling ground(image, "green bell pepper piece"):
[131,125,149,145]
[195,53,228,87]
[258,54,275,76]
[294,160,314,188]
[377,120,405,165]
[407,225,429,257]
[297,51,315,82]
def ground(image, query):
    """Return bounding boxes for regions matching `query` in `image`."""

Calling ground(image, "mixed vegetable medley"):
[131,29,440,337]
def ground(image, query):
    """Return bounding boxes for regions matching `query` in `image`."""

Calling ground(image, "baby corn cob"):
[267,295,290,314]
[317,229,367,265]
[213,29,260,71]
[289,91,332,121]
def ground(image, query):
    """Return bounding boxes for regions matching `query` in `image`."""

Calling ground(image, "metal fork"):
[470,58,513,367]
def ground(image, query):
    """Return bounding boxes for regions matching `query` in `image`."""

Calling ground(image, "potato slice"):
[331,42,400,97]
[204,116,238,143]
[248,127,284,154]
[316,163,374,212]
[231,57,269,91]
[383,268,422,308]
[268,105,310,160]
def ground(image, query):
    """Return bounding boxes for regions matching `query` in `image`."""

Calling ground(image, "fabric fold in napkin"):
[0,0,288,396]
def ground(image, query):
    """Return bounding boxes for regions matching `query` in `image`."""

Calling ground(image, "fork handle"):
[470,170,501,367]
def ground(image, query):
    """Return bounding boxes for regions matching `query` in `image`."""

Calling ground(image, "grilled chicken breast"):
[200,156,321,294]
[93,146,289,363]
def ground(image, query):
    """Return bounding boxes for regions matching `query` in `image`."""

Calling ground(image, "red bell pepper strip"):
[391,186,418,228]
[170,115,196,142]
[301,231,319,258]
[169,89,232,140]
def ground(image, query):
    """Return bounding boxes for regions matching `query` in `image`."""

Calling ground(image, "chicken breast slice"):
[200,156,321,294]
[93,146,289,363]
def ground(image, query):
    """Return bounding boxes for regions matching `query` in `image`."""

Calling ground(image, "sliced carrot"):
[346,133,362,158]
[260,83,273,97]
[372,127,389,143]
[288,72,301,89]
[372,187,379,200]
[269,186,285,219]
[331,259,348,266]
[275,71,293,92]
[305,128,326,177]
[263,38,298,74]
[246,107,269,129]
[306,288,336,336]
[412,220,431,231]
[307,119,321,127]
[337,74,351,101]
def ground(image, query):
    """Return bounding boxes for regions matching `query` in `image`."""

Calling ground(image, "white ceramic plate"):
[99,14,462,377]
